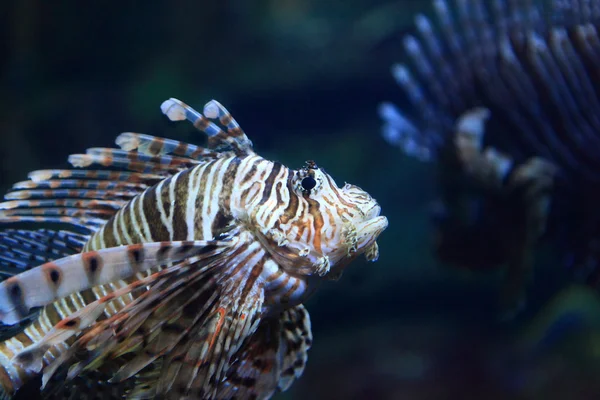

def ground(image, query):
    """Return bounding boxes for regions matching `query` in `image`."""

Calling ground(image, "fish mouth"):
[365,203,382,220]
[357,215,388,240]
[355,201,387,244]
[355,215,388,261]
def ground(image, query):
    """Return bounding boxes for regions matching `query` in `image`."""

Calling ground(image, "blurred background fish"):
[4,0,600,399]
[380,0,600,318]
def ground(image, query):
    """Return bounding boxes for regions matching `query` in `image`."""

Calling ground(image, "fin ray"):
[0,239,234,324]
[115,132,219,160]
[218,304,312,399]
[161,98,254,155]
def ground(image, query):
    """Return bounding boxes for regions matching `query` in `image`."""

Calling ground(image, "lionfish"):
[0,98,387,399]
[379,0,600,316]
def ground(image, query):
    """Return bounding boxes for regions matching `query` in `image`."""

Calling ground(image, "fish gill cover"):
[379,0,600,315]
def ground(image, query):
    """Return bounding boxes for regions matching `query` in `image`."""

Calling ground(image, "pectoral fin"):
[0,239,233,325]
[218,304,313,399]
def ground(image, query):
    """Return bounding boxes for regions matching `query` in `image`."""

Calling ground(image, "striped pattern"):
[0,98,387,399]
[0,241,231,325]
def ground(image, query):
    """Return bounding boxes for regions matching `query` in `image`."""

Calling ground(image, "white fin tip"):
[28,170,54,182]
[160,98,187,121]
[0,201,18,210]
[116,132,140,152]
[68,155,94,168]
[203,100,219,119]
[456,107,491,139]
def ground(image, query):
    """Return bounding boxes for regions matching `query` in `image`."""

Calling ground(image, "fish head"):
[262,161,388,278]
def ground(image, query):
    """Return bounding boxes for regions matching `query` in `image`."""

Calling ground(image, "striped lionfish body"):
[379,0,600,317]
[0,98,387,399]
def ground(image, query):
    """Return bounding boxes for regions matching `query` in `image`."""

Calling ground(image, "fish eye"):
[301,176,317,191]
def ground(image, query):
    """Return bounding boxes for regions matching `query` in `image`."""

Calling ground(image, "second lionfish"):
[0,98,387,399]
[380,0,600,317]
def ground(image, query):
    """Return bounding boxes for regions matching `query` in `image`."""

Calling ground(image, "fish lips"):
[355,215,388,261]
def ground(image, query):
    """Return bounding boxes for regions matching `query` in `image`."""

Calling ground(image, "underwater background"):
[2,0,600,399]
